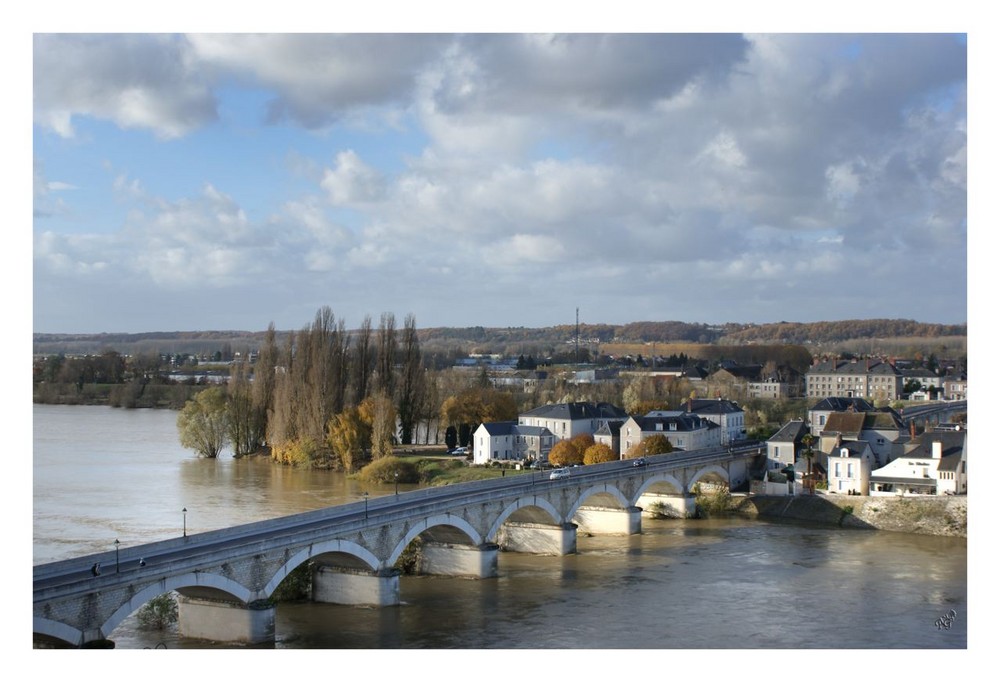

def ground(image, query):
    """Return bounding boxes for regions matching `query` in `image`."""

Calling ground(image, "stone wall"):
[735,493,967,537]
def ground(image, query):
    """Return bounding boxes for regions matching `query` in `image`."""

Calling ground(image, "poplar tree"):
[396,313,424,445]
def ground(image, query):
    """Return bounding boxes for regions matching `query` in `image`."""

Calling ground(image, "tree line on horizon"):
[34,318,966,358]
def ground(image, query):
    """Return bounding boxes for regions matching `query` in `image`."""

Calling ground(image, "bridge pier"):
[573,506,642,535]
[312,566,401,606]
[637,492,697,518]
[177,595,275,645]
[496,522,577,555]
[417,542,499,578]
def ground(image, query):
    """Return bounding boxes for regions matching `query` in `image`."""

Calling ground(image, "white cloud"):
[33,34,217,139]
[32,33,967,331]
[321,151,387,205]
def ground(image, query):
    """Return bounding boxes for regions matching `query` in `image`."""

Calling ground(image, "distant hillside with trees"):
[716,319,966,345]
[35,318,966,359]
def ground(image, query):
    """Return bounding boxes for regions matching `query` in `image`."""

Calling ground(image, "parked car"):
[632,457,647,467]
[549,467,571,480]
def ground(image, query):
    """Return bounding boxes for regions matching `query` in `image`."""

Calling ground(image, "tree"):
[625,434,673,459]
[227,359,257,457]
[548,439,583,467]
[396,314,424,445]
[251,323,278,449]
[351,315,375,404]
[801,434,815,494]
[360,391,396,460]
[177,387,230,458]
[583,442,616,465]
[374,312,397,397]
[327,406,370,472]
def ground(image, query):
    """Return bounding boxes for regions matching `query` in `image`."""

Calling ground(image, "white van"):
[549,468,570,480]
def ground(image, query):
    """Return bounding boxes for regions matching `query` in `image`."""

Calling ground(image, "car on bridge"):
[632,457,647,467]
[549,468,571,480]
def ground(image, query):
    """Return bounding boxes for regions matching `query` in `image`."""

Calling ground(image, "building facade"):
[805,359,903,401]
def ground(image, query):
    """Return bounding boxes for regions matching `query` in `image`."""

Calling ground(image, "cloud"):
[186,34,449,129]
[33,34,218,139]
[32,34,967,331]
[321,150,387,205]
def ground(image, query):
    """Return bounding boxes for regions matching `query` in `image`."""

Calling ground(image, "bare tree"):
[251,323,278,449]
[351,315,375,404]
[374,312,397,398]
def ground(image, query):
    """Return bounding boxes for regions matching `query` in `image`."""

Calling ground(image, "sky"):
[27,10,973,335]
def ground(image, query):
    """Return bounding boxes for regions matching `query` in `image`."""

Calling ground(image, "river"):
[32,404,968,650]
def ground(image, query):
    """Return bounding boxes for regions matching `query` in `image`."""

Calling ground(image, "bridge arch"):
[386,513,483,567]
[688,464,730,492]
[264,539,380,597]
[33,616,83,648]
[632,473,686,504]
[485,495,563,541]
[567,483,630,518]
[102,571,253,639]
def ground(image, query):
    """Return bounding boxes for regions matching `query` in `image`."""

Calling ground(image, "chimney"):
[932,441,942,459]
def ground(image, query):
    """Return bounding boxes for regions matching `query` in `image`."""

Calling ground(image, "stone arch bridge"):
[34,442,762,647]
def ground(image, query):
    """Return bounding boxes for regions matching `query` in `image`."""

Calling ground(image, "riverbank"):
[735,493,967,537]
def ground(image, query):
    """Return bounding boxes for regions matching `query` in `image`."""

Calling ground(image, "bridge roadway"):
[34,441,763,647]
[900,400,966,425]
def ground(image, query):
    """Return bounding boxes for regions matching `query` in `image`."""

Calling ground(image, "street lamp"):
[182,507,187,537]
[395,471,399,495]
[114,538,120,573]
[363,492,369,519]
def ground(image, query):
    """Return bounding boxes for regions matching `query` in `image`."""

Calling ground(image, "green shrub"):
[271,562,313,602]
[358,456,421,484]
[137,593,178,630]
[694,485,732,518]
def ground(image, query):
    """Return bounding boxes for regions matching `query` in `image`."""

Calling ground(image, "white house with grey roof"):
[619,411,716,457]
[807,397,875,434]
[683,398,746,445]
[766,419,810,471]
[869,430,967,496]
[472,421,555,465]
[518,401,628,442]
[826,440,876,495]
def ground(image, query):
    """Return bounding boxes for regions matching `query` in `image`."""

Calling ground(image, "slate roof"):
[634,413,712,432]
[714,365,763,380]
[827,441,871,458]
[480,421,517,436]
[808,397,876,413]
[768,419,809,444]
[594,420,624,437]
[520,401,628,421]
[480,421,552,438]
[686,398,744,415]
[807,359,902,376]
[910,431,966,460]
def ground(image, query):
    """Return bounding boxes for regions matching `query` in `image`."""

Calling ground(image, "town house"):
[472,421,555,465]
[619,411,716,457]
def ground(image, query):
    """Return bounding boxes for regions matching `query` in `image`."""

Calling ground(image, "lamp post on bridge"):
[363,492,369,519]
[183,507,187,537]
[395,471,399,495]
[114,538,120,573]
